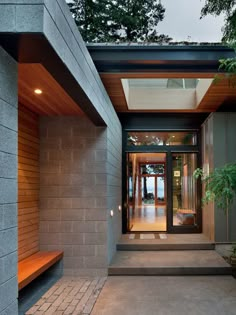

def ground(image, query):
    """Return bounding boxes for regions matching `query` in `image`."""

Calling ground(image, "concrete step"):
[109,250,232,276]
[117,242,215,251]
[117,234,215,251]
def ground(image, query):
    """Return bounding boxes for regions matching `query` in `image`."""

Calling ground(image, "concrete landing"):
[91,276,236,315]
[109,250,232,275]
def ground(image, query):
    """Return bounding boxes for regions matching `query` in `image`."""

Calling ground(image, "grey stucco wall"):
[213,113,236,242]
[202,113,236,242]
[0,47,18,314]
[40,116,121,275]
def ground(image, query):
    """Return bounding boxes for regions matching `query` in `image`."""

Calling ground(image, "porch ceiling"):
[88,45,236,113]
[100,72,236,113]
[18,64,84,116]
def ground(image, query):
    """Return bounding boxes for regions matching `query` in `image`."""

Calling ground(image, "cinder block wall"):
[40,115,121,276]
[0,48,18,314]
[107,128,122,263]
[202,113,236,242]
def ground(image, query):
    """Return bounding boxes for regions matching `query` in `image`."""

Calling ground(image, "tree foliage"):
[201,0,236,42]
[68,0,171,43]
[201,1,236,81]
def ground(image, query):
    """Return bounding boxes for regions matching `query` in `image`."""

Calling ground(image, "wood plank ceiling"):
[100,73,236,113]
[18,64,84,116]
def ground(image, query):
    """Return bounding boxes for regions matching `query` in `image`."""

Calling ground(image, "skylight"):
[121,78,213,110]
[128,78,200,89]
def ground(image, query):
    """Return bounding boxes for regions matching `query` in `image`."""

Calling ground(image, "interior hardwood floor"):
[129,205,179,232]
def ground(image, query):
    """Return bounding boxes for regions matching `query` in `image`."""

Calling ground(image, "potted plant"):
[230,243,236,266]
[193,163,236,241]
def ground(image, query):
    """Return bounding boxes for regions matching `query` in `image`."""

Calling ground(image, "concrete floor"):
[91,276,236,315]
[119,233,212,244]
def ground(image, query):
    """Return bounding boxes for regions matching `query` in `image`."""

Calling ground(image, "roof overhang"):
[0,1,115,126]
[87,44,236,113]
[87,44,235,73]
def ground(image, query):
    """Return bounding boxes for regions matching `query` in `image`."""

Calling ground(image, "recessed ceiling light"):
[34,89,42,95]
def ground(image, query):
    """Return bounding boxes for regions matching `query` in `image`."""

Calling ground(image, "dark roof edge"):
[87,43,234,52]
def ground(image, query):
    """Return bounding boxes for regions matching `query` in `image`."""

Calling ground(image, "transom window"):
[127,131,197,146]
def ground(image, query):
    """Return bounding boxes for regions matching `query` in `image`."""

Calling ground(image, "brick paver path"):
[25,276,107,315]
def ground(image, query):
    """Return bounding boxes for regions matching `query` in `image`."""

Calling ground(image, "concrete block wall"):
[107,128,122,263]
[0,47,18,314]
[40,116,121,276]
[0,0,122,277]
[36,0,123,268]
[202,113,236,242]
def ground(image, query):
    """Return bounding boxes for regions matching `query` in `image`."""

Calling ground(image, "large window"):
[127,131,197,146]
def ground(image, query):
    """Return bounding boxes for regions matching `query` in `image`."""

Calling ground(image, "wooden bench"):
[18,251,63,290]
[177,209,196,225]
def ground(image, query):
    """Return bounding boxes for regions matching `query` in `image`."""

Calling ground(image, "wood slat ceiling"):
[100,73,236,113]
[18,64,84,116]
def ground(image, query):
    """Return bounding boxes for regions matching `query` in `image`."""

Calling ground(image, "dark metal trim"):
[87,44,235,73]
[122,130,128,233]
[118,113,209,130]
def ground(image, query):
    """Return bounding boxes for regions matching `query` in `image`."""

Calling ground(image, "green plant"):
[230,243,236,257]
[213,42,236,87]
[193,163,236,240]
[193,163,236,212]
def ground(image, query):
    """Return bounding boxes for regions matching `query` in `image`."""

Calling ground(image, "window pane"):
[172,153,197,226]
[127,131,197,146]
[140,164,165,175]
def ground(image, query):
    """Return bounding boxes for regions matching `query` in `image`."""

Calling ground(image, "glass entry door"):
[124,130,201,234]
[127,153,167,232]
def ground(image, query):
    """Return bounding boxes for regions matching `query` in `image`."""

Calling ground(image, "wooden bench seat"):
[18,251,63,290]
[177,209,196,225]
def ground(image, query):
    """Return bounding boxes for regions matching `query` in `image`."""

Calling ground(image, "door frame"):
[122,131,202,234]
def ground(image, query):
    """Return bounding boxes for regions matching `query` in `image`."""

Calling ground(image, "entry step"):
[117,243,215,251]
[109,250,232,276]
[117,234,215,251]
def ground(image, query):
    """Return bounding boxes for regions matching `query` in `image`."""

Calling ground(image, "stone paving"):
[25,276,107,315]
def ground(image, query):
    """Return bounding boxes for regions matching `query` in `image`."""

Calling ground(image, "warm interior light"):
[34,89,42,95]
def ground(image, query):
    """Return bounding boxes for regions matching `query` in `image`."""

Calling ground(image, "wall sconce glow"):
[34,89,42,95]
[118,205,122,212]
[110,210,114,217]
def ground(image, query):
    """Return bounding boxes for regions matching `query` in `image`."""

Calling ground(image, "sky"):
[158,0,225,42]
